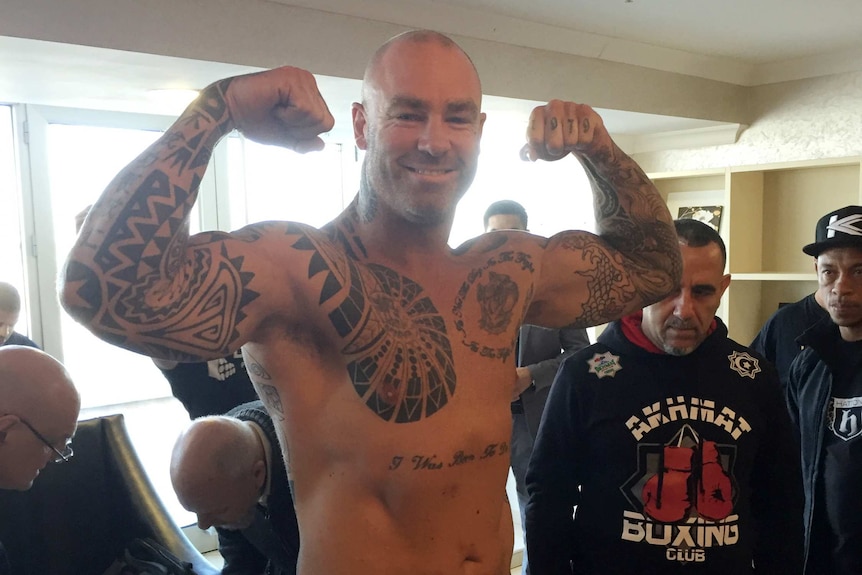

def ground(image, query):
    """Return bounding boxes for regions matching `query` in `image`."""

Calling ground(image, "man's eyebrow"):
[386,97,479,117]
[445,100,480,116]
[387,96,427,111]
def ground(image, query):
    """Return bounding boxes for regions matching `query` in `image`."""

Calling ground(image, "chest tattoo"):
[290,224,456,423]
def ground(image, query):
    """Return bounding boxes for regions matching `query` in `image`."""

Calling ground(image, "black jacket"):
[526,318,803,574]
[787,320,862,573]
[0,541,9,575]
[517,324,590,437]
[750,293,829,389]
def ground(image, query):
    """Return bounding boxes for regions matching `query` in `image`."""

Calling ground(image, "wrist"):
[196,78,238,140]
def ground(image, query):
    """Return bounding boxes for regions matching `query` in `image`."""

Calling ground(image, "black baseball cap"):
[802,205,862,257]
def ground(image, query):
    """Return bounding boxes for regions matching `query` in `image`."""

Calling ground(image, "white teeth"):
[413,169,448,175]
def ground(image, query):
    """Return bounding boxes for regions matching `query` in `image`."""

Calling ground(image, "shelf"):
[650,156,861,344]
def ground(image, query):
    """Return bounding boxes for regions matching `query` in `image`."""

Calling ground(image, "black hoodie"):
[525,317,803,574]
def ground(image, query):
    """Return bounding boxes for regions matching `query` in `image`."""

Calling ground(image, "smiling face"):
[641,242,731,356]
[816,246,862,341]
[352,33,486,226]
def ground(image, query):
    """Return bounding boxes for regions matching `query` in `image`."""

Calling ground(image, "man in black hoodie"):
[526,219,803,574]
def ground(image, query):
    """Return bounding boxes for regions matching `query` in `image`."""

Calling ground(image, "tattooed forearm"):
[578,144,682,301]
[61,78,251,356]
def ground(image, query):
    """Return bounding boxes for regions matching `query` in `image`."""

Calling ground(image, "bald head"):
[170,416,266,530]
[0,346,80,490]
[0,282,22,344]
[361,30,481,105]
[0,282,21,313]
[352,29,486,226]
[0,346,79,416]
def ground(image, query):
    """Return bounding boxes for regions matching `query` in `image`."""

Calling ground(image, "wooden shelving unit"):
[650,157,862,344]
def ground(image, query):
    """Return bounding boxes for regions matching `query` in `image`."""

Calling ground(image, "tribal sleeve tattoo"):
[577,144,682,307]
[60,80,257,361]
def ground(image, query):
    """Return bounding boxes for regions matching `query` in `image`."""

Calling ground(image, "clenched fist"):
[223,66,335,152]
[521,100,609,162]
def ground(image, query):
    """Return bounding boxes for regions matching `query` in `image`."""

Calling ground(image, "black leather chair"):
[0,414,219,575]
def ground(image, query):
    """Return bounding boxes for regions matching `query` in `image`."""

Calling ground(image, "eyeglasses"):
[18,418,73,463]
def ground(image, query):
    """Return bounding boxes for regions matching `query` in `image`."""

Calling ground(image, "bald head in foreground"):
[171,416,265,531]
[171,402,299,575]
[0,346,80,491]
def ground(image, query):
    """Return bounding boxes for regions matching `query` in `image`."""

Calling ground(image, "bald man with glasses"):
[0,345,79,489]
[0,346,79,574]
[0,346,79,563]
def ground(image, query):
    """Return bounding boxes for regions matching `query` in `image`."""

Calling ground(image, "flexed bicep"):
[61,65,335,361]
[528,230,672,328]
[522,100,682,327]
[63,223,278,361]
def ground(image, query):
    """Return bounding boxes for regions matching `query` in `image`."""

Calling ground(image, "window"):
[449,110,595,247]
[0,105,31,337]
[45,123,179,407]
[226,138,352,228]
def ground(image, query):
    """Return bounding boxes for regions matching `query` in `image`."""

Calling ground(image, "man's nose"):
[831,272,853,295]
[673,290,695,318]
[197,515,213,531]
[417,118,451,156]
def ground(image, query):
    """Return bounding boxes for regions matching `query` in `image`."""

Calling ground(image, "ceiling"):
[2,0,860,141]
[434,0,862,64]
[280,0,862,85]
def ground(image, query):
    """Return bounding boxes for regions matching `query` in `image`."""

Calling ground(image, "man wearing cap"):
[786,205,862,575]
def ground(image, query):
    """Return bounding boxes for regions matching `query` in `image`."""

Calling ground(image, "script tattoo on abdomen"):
[290,224,456,423]
[388,441,510,471]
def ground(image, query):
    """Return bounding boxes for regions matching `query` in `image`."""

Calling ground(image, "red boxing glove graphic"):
[642,445,693,522]
[697,440,733,520]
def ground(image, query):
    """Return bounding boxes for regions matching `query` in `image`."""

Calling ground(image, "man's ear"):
[719,273,731,297]
[252,458,267,491]
[352,102,368,150]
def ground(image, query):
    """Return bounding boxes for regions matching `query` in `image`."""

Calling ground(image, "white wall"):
[634,70,862,172]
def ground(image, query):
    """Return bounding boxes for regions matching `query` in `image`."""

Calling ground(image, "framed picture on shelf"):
[678,205,723,232]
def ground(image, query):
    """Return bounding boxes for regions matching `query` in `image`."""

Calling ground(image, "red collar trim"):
[621,312,665,354]
[620,312,717,354]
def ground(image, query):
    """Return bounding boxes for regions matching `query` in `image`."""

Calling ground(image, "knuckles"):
[525,100,605,159]
[225,66,334,149]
